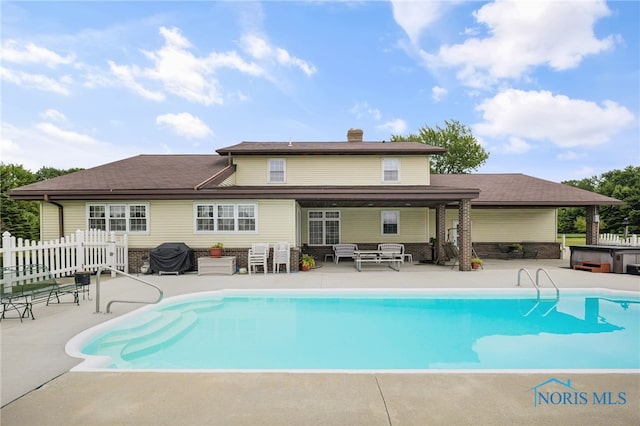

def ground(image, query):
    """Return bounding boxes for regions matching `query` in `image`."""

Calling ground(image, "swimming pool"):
[67,289,640,372]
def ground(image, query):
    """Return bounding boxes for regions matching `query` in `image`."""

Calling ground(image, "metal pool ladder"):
[516,268,560,316]
[95,266,163,314]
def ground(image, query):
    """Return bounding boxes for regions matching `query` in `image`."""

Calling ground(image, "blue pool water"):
[69,290,640,371]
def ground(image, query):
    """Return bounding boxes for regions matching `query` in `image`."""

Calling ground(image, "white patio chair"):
[248,243,269,274]
[272,242,290,273]
[333,243,358,264]
[378,243,405,263]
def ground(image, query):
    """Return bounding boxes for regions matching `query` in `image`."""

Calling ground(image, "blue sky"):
[1,0,638,183]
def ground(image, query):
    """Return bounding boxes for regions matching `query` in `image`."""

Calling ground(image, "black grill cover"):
[149,243,194,274]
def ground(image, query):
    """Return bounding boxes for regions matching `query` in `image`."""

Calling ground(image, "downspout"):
[44,194,64,238]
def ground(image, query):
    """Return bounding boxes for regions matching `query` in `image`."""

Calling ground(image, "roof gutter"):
[44,194,65,238]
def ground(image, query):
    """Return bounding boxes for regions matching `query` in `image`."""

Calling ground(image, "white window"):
[382,158,400,182]
[382,211,399,235]
[195,203,257,233]
[308,211,340,245]
[268,158,286,183]
[87,203,148,233]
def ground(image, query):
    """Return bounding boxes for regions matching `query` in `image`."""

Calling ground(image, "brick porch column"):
[458,199,472,271]
[586,205,599,245]
[436,204,447,264]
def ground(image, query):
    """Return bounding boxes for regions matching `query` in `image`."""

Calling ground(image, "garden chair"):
[333,243,358,264]
[272,242,290,273]
[248,243,269,274]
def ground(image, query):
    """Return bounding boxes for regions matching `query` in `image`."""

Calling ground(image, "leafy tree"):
[596,166,640,234]
[562,166,639,235]
[0,164,39,240]
[1,164,84,240]
[574,216,586,233]
[391,119,489,173]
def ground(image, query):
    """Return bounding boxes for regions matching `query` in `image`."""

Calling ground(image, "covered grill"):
[148,242,195,274]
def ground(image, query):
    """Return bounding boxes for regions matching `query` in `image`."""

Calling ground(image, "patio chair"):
[333,243,358,264]
[377,243,405,263]
[442,242,459,269]
[248,243,269,274]
[272,242,291,273]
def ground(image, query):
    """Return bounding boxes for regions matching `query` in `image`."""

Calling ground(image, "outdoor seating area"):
[1,265,86,322]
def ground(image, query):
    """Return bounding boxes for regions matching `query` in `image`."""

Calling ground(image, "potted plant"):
[471,257,483,270]
[209,242,224,258]
[300,254,315,271]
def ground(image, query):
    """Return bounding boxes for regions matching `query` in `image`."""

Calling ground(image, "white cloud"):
[474,89,636,148]
[35,122,101,146]
[1,40,75,68]
[40,109,67,122]
[240,34,317,77]
[108,61,165,102]
[377,118,407,134]
[499,137,530,154]
[0,66,71,95]
[108,26,314,106]
[557,151,586,161]
[390,0,448,45]
[1,121,132,171]
[350,101,382,121]
[156,112,213,139]
[432,86,447,102]
[422,0,616,88]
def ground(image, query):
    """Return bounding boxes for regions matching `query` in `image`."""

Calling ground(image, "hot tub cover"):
[149,242,195,274]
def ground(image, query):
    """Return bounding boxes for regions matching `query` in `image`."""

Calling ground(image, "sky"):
[1,0,638,183]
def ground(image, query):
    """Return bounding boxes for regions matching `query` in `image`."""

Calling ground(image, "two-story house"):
[8,128,623,271]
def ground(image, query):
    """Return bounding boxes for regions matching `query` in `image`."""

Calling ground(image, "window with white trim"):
[87,203,148,233]
[308,210,340,245]
[268,158,286,183]
[382,210,399,235]
[382,158,400,182]
[195,203,257,232]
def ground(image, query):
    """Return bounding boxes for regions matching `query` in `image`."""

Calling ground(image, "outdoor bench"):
[1,265,82,321]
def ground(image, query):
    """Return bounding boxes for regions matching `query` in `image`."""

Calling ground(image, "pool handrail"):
[516,268,540,316]
[96,266,163,314]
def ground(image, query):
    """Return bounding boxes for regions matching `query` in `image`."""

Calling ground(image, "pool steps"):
[92,301,223,361]
[121,311,198,360]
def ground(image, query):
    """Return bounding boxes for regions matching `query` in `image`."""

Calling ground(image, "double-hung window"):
[268,158,286,183]
[87,203,148,233]
[382,158,400,182]
[308,211,340,245]
[195,203,257,233]
[381,210,399,235]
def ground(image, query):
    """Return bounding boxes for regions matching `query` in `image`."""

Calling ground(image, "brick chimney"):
[347,128,363,142]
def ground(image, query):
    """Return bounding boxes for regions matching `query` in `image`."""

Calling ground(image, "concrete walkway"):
[1,259,639,425]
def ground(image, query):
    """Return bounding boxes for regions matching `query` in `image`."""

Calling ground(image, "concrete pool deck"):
[1,258,639,425]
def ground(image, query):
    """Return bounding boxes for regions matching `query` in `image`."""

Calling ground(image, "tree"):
[0,164,39,240]
[561,166,639,235]
[391,119,489,173]
[1,164,84,240]
[595,166,640,235]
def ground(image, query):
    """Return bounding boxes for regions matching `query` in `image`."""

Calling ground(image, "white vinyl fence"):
[1,229,128,284]
[599,233,639,246]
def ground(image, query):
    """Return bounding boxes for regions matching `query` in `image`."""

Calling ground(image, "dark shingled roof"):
[216,141,447,155]
[8,154,623,207]
[431,174,624,206]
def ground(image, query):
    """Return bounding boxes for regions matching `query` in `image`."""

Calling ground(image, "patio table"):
[353,250,402,272]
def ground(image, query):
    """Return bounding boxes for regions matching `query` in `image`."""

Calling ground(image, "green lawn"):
[557,234,586,246]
